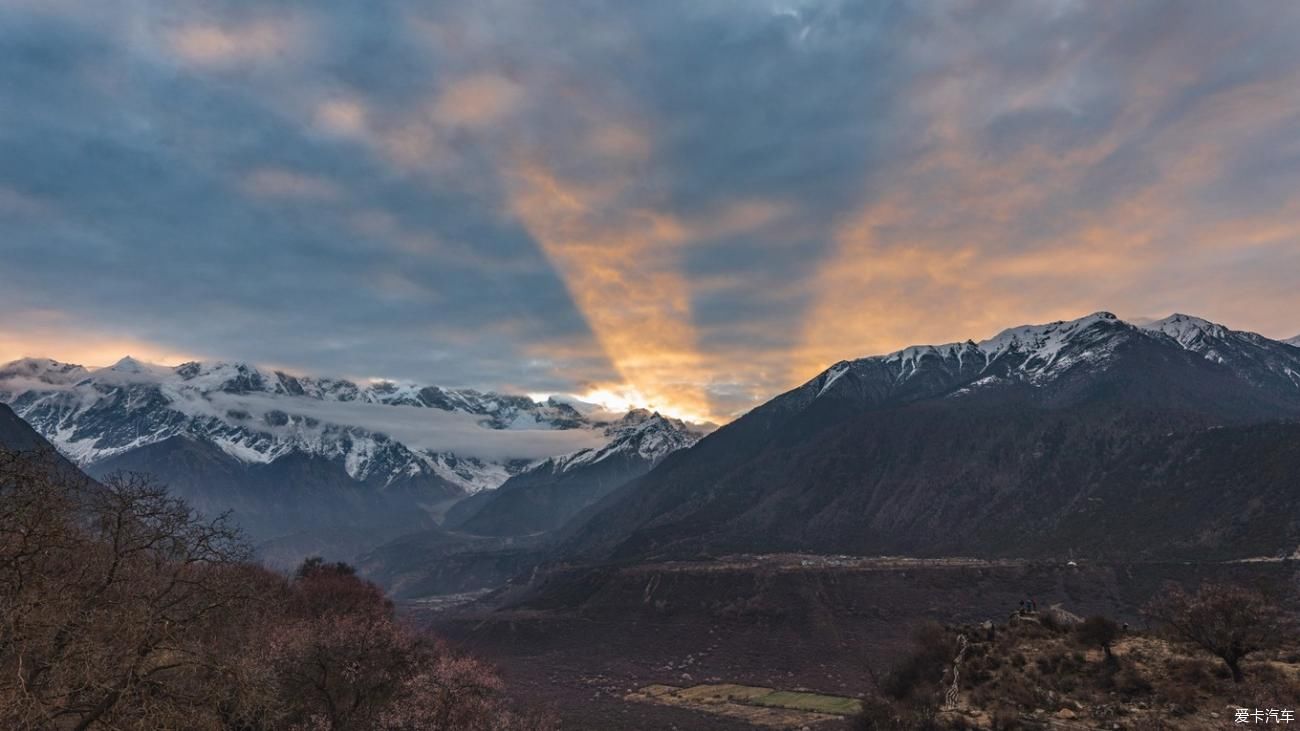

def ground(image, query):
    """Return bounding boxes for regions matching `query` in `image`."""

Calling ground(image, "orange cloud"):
[433,74,524,128]
[505,157,715,422]
[791,26,1300,384]
[0,322,200,370]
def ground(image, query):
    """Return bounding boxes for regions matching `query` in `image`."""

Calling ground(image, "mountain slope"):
[453,410,705,537]
[85,435,449,549]
[559,313,1300,563]
[0,402,55,454]
[0,402,97,491]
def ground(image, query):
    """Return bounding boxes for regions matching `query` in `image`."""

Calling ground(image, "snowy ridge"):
[0,357,659,493]
[1139,313,1230,348]
[978,311,1123,372]
[525,409,704,475]
[812,311,1300,400]
[884,342,982,378]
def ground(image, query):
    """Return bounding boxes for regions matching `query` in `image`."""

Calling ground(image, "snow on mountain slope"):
[1137,313,1300,389]
[977,311,1127,380]
[537,409,705,474]
[0,357,640,493]
[811,312,1300,403]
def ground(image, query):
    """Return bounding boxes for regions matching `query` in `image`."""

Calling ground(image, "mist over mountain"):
[451,409,706,537]
[0,357,708,561]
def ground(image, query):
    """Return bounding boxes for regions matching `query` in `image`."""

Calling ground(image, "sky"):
[2,0,1300,423]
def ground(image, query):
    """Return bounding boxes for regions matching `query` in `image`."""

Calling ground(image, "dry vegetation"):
[0,449,556,730]
[855,585,1299,730]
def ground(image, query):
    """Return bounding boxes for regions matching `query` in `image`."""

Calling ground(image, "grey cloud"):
[2,0,1300,414]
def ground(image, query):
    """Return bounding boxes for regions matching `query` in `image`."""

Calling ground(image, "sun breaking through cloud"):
[2,1,1300,422]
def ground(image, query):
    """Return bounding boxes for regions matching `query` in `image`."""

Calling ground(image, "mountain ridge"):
[552,311,1300,565]
[0,356,665,493]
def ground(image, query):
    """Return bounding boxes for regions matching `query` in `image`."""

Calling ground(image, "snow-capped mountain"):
[447,409,707,537]
[807,311,1300,406]
[538,409,702,474]
[0,356,618,494]
[556,311,1300,564]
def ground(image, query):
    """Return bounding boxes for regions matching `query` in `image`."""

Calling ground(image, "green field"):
[751,689,863,715]
[670,683,862,716]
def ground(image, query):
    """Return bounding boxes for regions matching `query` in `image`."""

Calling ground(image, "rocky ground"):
[902,614,1300,730]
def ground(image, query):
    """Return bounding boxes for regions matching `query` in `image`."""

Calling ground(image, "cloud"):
[167,20,294,67]
[241,167,341,200]
[314,97,368,137]
[202,392,611,461]
[2,0,1300,426]
[433,73,523,128]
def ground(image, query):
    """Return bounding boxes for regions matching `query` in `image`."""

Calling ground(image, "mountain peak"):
[977,310,1129,362]
[0,357,88,386]
[1139,313,1230,347]
[108,355,149,372]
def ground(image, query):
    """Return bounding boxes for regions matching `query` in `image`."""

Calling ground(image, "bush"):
[880,623,957,701]
[1075,616,1121,660]
[1144,582,1288,683]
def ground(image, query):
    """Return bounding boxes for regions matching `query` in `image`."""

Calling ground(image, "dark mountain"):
[86,435,460,563]
[0,402,54,453]
[451,410,704,537]
[557,313,1300,564]
[0,403,98,492]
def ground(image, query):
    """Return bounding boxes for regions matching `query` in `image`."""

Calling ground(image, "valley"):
[410,554,1300,728]
[8,6,1300,726]
[4,311,1300,729]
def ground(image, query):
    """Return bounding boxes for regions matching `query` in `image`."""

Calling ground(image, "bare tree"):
[1,448,555,730]
[1144,582,1287,683]
[1075,616,1121,662]
[1,460,252,729]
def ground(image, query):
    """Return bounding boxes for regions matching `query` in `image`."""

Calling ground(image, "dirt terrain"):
[410,555,1298,729]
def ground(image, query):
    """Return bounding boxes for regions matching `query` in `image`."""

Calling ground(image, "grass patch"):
[752,689,864,715]
[672,683,863,716]
[678,683,774,704]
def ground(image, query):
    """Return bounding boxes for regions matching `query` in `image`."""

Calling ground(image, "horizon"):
[4,308,1296,423]
[5,2,1300,423]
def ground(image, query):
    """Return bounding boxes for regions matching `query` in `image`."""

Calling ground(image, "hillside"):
[557,313,1300,564]
[453,410,705,537]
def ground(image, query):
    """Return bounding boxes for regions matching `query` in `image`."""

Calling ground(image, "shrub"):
[881,622,957,702]
[1076,616,1121,661]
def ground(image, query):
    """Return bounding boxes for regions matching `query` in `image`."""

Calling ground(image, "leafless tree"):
[0,448,554,730]
[1144,581,1288,683]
